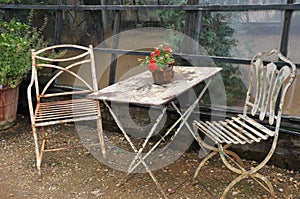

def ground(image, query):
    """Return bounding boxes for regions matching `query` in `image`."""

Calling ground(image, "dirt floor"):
[0,115,299,199]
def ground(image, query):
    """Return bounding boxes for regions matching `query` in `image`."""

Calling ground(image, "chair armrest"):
[27,69,37,124]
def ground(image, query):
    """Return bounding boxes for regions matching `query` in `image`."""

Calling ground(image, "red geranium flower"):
[165,46,171,52]
[155,49,160,56]
[138,42,174,71]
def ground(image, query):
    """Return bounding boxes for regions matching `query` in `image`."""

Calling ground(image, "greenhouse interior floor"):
[0,115,299,199]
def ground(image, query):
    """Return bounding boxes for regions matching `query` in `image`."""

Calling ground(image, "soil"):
[0,115,299,199]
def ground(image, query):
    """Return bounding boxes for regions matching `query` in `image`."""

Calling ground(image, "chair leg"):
[96,118,106,158]
[192,148,244,183]
[223,149,245,169]
[251,173,275,198]
[192,150,218,184]
[220,173,248,199]
[32,126,41,175]
[220,172,275,199]
[218,144,276,198]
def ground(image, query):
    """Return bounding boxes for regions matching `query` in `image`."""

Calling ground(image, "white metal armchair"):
[192,49,296,198]
[27,44,106,175]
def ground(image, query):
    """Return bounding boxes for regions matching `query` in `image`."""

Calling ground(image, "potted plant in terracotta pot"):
[138,43,175,85]
[0,14,48,130]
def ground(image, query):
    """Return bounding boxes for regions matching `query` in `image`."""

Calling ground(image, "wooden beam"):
[280,0,295,56]
[93,47,300,68]
[1,4,300,11]
[108,0,122,85]
[183,0,202,55]
[54,0,63,45]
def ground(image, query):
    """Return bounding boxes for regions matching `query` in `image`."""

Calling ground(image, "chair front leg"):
[192,150,218,184]
[32,126,41,176]
[96,116,106,158]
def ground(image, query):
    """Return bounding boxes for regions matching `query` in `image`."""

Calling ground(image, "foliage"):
[157,3,247,105]
[199,12,247,105]
[138,43,175,71]
[157,0,186,31]
[0,0,56,4]
[0,12,48,88]
[156,0,187,51]
[0,0,19,3]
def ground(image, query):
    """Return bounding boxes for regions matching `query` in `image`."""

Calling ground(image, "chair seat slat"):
[226,119,261,142]
[36,106,97,114]
[34,115,99,127]
[35,109,97,120]
[212,121,245,144]
[195,121,222,144]
[238,114,275,137]
[220,121,253,144]
[231,117,268,140]
[35,99,98,122]
[38,98,94,106]
[200,121,226,143]
[36,102,97,113]
[206,121,236,144]
[35,112,98,122]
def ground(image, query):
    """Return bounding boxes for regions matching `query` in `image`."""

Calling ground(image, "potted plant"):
[138,43,175,84]
[0,14,48,130]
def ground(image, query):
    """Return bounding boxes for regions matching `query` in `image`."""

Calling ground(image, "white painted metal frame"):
[88,66,222,199]
[192,49,296,198]
[27,44,106,175]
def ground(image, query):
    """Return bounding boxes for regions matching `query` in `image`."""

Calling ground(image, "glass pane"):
[230,10,284,59]
[219,10,283,107]
[284,11,300,117]
[198,0,286,5]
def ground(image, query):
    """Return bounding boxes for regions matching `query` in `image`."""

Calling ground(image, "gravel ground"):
[0,115,299,199]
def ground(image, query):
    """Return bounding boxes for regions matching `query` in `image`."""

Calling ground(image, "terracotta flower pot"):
[151,67,174,85]
[0,84,20,130]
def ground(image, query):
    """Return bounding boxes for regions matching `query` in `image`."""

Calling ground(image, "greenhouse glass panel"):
[230,10,284,59]
[198,0,286,5]
[283,11,300,117]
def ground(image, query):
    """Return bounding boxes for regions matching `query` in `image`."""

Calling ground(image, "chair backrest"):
[31,44,98,102]
[244,49,296,125]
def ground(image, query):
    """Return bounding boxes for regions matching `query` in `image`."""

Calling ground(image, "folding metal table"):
[88,66,222,198]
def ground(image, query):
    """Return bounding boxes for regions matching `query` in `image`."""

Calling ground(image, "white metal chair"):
[192,49,296,198]
[27,44,106,175]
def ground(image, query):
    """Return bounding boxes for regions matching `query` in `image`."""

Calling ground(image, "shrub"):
[0,13,48,88]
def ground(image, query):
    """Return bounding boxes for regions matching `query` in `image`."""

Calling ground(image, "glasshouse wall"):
[0,1,299,115]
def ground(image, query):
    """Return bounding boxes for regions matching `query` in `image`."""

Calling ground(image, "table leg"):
[103,100,168,199]
[102,78,213,198]
[128,106,167,172]
[127,78,212,176]
[169,78,212,142]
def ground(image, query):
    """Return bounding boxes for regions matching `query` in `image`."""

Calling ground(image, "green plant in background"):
[157,1,247,106]
[0,0,19,3]
[156,0,187,52]
[199,12,247,105]
[0,12,48,88]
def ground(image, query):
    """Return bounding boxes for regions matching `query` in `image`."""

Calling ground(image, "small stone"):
[232,191,239,196]
[278,178,284,182]
[278,188,284,192]
[294,184,298,189]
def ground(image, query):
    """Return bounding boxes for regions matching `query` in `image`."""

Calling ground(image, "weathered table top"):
[88,66,222,106]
